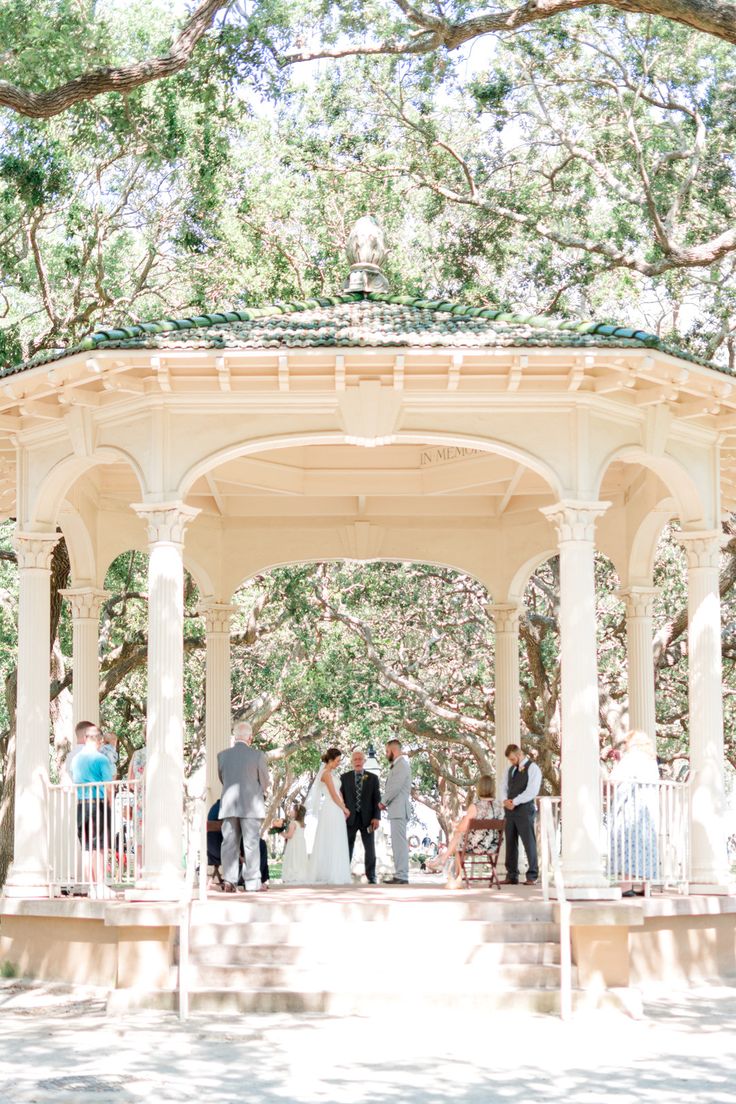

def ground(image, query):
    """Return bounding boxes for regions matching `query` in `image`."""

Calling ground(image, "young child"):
[281,803,309,884]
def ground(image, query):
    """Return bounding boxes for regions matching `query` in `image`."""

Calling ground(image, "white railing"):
[602,779,690,890]
[178,790,208,1022]
[536,795,561,856]
[539,796,572,1021]
[47,779,141,898]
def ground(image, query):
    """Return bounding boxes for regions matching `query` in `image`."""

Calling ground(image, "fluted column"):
[60,587,110,728]
[133,502,199,897]
[488,603,522,793]
[200,602,236,804]
[619,587,658,740]
[5,531,60,897]
[678,531,730,889]
[541,501,612,895]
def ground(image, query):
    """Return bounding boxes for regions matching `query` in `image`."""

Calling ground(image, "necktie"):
[355,771,364,812]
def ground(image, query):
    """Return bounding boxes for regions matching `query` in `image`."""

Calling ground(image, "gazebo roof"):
[4,292,726,379]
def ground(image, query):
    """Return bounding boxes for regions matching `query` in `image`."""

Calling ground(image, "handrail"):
[539,796,572,1021]
[178,790,206,1023]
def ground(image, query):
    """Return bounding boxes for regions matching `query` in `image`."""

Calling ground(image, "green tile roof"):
[3,292,726,377]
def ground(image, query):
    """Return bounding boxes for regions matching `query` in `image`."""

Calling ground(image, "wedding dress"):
[307,766,352,885]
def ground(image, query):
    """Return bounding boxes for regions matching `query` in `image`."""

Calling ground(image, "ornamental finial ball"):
[344,215,390,294]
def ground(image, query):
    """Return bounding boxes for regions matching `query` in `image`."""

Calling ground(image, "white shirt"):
[500,757,542,807]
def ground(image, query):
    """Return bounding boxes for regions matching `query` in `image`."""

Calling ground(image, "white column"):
[488,603,522,791]
[5,531,60,897]
[200,602,236,805]
[541,500,614,896]
[60,588,110,728]
[133,502,199,897]
[678,531,730,889]
[618,586,658,740]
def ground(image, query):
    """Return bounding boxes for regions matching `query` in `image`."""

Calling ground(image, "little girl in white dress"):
[281,803,309,884]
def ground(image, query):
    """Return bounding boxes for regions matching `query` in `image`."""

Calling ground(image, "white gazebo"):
[1,217,733,901]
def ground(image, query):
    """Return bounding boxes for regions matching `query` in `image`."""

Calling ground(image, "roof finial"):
[344,215,390,294]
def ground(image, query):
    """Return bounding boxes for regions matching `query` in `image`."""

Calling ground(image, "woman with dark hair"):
[306,748,352,885]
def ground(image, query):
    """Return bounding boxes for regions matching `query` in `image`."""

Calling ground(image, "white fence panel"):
[602,779,689,889]
[47,779,141,898]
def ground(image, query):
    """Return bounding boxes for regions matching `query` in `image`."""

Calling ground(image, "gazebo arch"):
[26,446,148,531]
[593,444,710,529]
[178,429,565,504]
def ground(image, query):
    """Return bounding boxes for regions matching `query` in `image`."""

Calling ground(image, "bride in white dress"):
[307,748,352,885]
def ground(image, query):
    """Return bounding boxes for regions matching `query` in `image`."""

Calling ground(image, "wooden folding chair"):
[457,818,506,890]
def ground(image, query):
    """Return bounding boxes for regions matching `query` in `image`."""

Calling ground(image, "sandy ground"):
[0,981,735,1103]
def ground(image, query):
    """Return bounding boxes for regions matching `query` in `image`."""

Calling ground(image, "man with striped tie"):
[342,749,381,884]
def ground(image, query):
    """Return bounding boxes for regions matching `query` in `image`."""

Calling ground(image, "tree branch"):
[0,0,229,119]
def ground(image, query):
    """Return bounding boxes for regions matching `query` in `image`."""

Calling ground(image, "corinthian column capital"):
[540,500,610,543]
[486,602,522,635]
[12,531,61,570]
[198,601,237,635]
[60,587,111,621]
[132,502,200,546]
[617,586,659,620]
[677,529,724,570]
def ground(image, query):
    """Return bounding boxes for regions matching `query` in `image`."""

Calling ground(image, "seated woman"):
[427,775,504,872]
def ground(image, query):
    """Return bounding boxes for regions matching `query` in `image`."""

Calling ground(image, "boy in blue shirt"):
[70,725,113,897]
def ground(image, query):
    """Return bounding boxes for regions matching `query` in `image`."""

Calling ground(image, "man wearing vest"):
[500,743,542,885]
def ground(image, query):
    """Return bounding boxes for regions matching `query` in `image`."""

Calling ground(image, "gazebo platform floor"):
[1,885,735,1016]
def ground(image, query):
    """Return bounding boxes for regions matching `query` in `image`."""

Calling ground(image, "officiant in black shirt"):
[342,749,382,884]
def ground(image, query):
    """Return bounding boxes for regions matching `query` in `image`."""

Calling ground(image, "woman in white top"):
[307,748,352,885]
[609,730,660,895]
[281,802,309,883]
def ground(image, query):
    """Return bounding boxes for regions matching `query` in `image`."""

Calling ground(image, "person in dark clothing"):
[500,744,542,885]
[341,749,382,884]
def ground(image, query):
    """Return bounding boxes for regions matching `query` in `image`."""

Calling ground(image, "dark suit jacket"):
[341,770,381,831]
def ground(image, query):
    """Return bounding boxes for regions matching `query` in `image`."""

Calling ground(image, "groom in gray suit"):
[381,737,412,884]
[218,721,269,892]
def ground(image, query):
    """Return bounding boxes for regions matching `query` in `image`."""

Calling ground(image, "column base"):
[560,865,621,899]
[688,882,736,897]
[3,866,50,899]
[126,873,185,903]
[556,885,623,901]
[2,883,50,900]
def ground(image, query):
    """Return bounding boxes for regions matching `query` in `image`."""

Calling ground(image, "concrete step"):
[110,984,642,1018]
[181,961,566,991]
[188,899,555,926]
[185,939,561,968]
[187,919,560,949]
[110,986,568,1016]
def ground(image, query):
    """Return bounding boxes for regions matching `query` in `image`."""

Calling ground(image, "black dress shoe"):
[621,889,636,897]
[221,881,236,893]
[383,876,409,884]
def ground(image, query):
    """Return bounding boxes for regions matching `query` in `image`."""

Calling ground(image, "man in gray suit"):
[217,721,269,893]
[380,737,412,884]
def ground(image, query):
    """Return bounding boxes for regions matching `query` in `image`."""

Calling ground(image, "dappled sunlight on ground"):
[0,983,735,1102]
